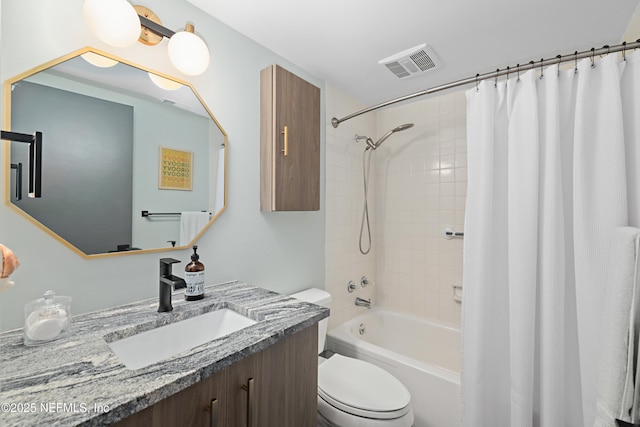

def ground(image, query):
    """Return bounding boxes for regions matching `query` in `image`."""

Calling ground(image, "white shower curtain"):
[462,50,640,427]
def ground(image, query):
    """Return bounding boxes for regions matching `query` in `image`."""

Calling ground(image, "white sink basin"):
[107,308,257,370]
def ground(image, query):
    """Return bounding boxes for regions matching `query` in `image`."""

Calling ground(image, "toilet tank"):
[290,288,331,353]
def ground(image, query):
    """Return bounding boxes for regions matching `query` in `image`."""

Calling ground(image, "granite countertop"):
[0,281,328,427]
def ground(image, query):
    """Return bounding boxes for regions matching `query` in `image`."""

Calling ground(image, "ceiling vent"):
[379,43,441,79]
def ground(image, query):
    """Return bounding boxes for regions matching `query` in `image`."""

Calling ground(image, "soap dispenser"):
[185,245,205,300]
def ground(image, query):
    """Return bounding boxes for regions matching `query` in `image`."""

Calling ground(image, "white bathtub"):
[326,309,461,427]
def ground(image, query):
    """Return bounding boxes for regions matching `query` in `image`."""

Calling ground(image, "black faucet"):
[158,258,187,312]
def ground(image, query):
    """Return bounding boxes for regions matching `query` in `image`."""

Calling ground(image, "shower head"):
[372,123,414,149]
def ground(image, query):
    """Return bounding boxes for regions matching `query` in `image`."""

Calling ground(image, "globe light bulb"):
[167,24,210,76]
[80,52,119,68]
[148,73,183,91]
[83,0,140,48]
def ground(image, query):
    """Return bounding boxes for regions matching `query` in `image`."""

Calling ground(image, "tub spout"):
[355,297,371,309]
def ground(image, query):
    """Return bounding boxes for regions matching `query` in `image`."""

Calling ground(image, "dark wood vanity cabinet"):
[117,368,227,426]
[260,64,321,212]
[114,324,318,427]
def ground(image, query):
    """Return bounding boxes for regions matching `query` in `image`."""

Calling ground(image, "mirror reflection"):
[5,48,227,257]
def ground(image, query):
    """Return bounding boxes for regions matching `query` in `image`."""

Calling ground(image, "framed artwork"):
[159,147,193,190]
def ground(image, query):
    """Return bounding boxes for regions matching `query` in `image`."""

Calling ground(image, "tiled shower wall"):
[325,83,377,330]
[325,83,466,329]
[374,92,467,327]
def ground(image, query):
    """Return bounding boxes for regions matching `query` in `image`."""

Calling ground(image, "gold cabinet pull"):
[204,398,218,427]
[241,377,255,427]
[281,126,289,156]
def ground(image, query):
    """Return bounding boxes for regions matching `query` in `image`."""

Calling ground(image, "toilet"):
[291,288,414,427]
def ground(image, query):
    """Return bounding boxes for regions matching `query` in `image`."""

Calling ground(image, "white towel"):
[213,145,225,214]
[594,227,640,427]
[179,211,210,246]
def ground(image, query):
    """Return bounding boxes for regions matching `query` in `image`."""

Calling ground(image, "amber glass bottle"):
[185,245,205,300]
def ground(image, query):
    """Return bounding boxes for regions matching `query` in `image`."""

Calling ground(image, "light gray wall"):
[131,98,211,250]
[0,0,326,331]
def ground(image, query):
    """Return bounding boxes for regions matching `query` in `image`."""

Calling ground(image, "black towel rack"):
[142,210,210,217]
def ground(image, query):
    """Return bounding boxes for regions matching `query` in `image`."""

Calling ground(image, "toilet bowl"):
[291,288,414,427]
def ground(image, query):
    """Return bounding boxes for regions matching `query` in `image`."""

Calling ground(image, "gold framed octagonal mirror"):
[3,47,227,258]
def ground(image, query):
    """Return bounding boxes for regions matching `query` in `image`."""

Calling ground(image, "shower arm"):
[331,39,640,128]
[355,123,414,151]
[355,134,376,150]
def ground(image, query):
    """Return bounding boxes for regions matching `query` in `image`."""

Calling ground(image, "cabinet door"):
[226,350,261,427]
[259,324,318,427]
[112,326,318,427]
[114,368,227,427]
[260,65,320,211]
[187,369,227,427]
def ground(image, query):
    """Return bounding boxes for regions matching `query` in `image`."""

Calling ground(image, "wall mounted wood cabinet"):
[260,65,320,211]
[114,324,318,427]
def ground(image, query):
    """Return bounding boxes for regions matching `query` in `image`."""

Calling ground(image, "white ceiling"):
[187,0,639,106]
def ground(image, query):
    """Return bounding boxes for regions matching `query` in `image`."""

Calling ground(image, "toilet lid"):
[318,354,411,414]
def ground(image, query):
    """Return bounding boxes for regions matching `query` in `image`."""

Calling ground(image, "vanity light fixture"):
[1,131,42,198]
[83,1,210,76]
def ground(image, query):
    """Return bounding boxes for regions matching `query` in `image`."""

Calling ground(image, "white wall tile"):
[375,91,466,327]
[324,83,377,330]
[327,85,466,330]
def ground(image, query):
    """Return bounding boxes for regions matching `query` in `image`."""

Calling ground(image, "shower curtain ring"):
[574,51,578,74]
[590,47,595,68]
[494,69,499,88]
[475,73,479,92]
[516,64,520,82]
[539,58,544,79]
[506,66,510,81]
[556,54,561,76]
[623,41,627,61]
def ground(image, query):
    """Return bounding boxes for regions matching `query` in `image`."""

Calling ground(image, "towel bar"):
[142,210,210,217]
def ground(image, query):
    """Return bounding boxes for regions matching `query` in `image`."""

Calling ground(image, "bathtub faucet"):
[355,297,372,309]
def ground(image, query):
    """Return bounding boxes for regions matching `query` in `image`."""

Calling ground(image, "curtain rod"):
[331,39,640,128]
